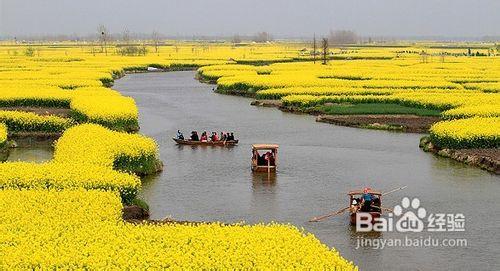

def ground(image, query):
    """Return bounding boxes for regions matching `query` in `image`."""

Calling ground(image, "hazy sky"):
[1,0,499,38]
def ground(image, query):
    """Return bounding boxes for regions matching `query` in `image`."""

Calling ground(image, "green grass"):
[315,103,441,116]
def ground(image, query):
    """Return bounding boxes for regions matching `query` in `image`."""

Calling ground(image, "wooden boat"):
[251,144,279,172]
[348,189,382,226]
[172,138,238,146]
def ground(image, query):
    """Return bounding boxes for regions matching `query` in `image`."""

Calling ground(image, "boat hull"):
[350,211,381,226]
[251,165,277,172]
[173,138,238,146]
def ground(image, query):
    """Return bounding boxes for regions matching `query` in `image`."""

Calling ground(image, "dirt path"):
[316,114,441,133]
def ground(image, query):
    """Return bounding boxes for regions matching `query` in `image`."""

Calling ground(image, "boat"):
[348,189,382,225]
[172,138,238,146]
[251,144,279,172]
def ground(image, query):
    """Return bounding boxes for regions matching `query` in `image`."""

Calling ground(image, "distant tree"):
[313,33,317,63]
[152,31,160,55]
[232,34,242,44]
[329,30,358,45]
[321,38,329,65]
[420,50,429,63]
[117,45,147,56]
[97,24,109,55]
[253,32,272,43]
[122,28,131,45]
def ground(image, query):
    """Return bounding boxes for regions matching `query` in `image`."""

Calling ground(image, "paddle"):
[309,206,350,222]
[382,207,393,212]
[382,186,407,196]
[370,205,393,213]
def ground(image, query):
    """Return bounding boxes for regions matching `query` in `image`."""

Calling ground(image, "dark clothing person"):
[361,192,374,212]
[257,153,266,165]
[191,131,199,141]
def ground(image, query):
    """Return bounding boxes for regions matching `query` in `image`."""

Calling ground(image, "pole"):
[309,207,349,222]
[382,186,407,196]
[267,156,270,173]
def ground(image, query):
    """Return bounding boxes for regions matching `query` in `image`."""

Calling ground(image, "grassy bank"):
[314,103,442,116]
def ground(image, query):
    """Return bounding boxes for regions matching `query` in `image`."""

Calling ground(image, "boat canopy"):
[252,144,279,150]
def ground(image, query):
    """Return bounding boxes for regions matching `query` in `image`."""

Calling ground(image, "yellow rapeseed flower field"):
[4,41,497,268]
[199,56,499,148]
[0,189,358,270]
[430,117,500,149]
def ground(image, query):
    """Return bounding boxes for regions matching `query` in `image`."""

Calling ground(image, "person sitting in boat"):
[227,132,235,141]
[220,132,227,141]
[264,151,275,166]
[350,199,360,213]
[257,151,266,165]
[200,131,208,142]
[190,131,199,141]
[361,187,374,212]
[177,130,184,140]
[211,132,219,141]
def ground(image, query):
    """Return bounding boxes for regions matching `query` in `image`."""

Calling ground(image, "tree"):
[232,34,242,44]
[420,50,429,63]
[97,24,109,55]
[152,31,160,55]
[313,33,317,64]
[253,32,272,43]
[122,28,131,45]
[329,30,358,45]
[321,38,329,65]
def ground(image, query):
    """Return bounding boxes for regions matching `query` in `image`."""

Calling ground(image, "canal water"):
[13,71,497,270]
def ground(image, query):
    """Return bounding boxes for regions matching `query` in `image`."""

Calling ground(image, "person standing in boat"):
[361,187,374,212]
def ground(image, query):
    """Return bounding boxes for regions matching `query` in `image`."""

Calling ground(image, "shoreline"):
[215,85,499,173]
[250,99,440,133]
[420,137,499,174]
[316,114,440,133]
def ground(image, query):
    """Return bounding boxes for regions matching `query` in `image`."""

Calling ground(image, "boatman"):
[361,187,374,211]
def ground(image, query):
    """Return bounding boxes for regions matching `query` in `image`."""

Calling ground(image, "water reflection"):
[251,172,277,189]
[7,146,53,162]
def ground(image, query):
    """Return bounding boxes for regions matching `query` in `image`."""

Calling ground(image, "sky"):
[1,0,499,38]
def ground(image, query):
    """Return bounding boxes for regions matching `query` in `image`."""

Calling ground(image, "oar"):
[382,186,407,196]
[309,207,350,222]
[370,206,393,213]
